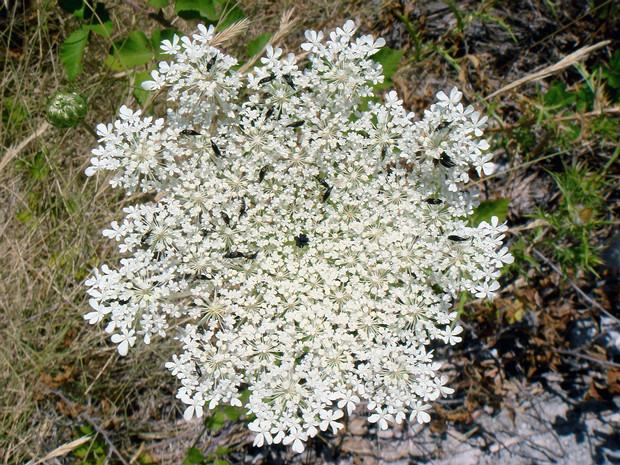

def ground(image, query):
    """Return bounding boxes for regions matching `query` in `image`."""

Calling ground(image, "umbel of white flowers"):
[85,20,513,453]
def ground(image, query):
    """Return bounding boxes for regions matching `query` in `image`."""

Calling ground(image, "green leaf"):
[223,404,243,421]
[61,27,89,81]
[247,33,271,58]
[205,410,227,430]
[148,0,169,8]
[371,47,405,90]
[213,460,229,465]
[470,198,510,226]
[132,70,152,106]
[175,0,217,20]
[2,97,28,126]
[174,0,245,25]
[214,446,231,455]
[543,82,575,108]
[86,3,113,37]
[105,31,153,71]
[151,28,180,59]
[183,447,205,465]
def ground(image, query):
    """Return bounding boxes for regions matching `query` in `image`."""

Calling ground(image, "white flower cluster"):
[85,21,513,452]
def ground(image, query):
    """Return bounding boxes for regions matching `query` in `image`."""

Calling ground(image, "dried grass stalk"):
[28,436,92,465]
[485,40,611,100]
[239,8,298,74]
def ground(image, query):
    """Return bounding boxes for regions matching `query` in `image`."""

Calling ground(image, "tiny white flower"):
[111,329,136,356]
[160,35,180,54]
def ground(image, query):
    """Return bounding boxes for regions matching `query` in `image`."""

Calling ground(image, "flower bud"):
[46,90,88,128]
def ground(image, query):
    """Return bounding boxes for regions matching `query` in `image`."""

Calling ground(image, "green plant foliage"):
[174,0,245,27]
[175,0,217,20]
[105,31,154,71]
[2,97,28,131]
[16,151,50,181]
[85,2,113,37]
[536,163,607,274]
[371,47,405,90]
[205,409,228,431]
[184,447,206,465]
[601,50,620,102]
[73,426,108,465]
[59,1,113,80]
[247,33,272,58]
[470,198,510,226]
[61,27,89,81]
[59,0,89,18]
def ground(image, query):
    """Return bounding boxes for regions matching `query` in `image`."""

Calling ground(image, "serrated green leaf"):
[371,47,405,90]
[470,198,510,226]
[61,27,89,81]
[105,31,153,71]
[132,70,152,106]
[148,0,169,8]
[175,0,217,20]
[247,33,271,58]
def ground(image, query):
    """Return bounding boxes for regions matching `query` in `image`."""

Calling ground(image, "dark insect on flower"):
[294,233,309,248]
[323,186,333,202]
[207,54,217,71]
[425,198,443,205]
[381,146,387,159]
[195,362,203,377]
[283,74,296,90]
[318,179,332,202]
[436,121,450,132]
[440,152,456,168]
[224,251,246,259]
[224,250,258,259]
[221,212,230,226]
[181,129,200,136]
[258,166,268,183]
[448,235,468,242]
[140,231,151,247]
[286,120,304,128]
[265,106,274,119]
[211,139,222,157]
[258,74,276,85]
[239,198,246,218]
[196,274,211,280]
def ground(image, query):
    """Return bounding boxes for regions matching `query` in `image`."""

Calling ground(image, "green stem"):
[80,120,99,140]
